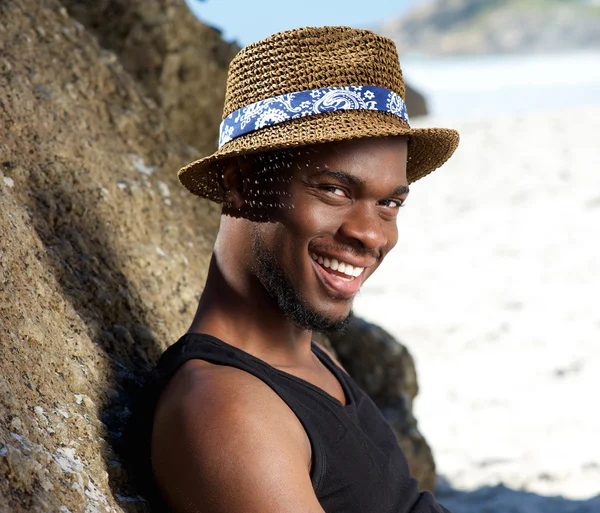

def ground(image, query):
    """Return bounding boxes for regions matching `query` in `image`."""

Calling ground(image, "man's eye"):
[321,186,347,197]
[380,199,404,208]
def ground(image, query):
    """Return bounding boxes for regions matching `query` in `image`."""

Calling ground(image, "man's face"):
[250,136,409,332]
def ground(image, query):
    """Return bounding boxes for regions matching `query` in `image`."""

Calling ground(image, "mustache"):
[308,243,380,261]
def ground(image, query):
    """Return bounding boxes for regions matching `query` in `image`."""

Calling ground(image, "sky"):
[185,0,420,47]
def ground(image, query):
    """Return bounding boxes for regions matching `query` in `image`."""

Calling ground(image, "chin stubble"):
[251,231,350,335]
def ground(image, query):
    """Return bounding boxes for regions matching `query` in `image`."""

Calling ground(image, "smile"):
[309,251,365,298]
[310,252,365,278]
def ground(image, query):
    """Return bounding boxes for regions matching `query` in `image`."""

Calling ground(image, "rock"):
[61,0,239,155]
[0,0,222,510]
[323,317,437,492]
[405,82,428,118]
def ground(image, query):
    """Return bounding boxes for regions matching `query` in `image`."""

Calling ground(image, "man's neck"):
[188,254,315,367]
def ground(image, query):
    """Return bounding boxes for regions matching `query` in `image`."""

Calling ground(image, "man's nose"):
[338,203,387,251]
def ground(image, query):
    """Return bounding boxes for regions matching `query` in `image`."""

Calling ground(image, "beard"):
[251,231,351,335]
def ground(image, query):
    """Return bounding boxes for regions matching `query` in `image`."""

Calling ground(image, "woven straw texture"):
[179,26,459,202]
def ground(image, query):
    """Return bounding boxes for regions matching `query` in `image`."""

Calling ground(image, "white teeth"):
[311,253,365,278]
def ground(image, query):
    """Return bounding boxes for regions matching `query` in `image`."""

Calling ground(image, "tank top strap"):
[154,332,276,384]
[310,341,360,409]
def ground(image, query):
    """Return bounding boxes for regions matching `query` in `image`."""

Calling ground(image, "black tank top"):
[141,333,450,513]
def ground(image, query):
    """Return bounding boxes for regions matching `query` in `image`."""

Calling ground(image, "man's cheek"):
[296,203,343,234]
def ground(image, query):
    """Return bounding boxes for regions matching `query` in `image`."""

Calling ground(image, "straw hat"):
[179,26,459,202]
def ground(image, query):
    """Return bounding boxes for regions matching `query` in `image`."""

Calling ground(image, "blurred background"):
[190,0,600,510]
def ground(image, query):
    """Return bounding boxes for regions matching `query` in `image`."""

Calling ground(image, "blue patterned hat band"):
[218,85,410,149]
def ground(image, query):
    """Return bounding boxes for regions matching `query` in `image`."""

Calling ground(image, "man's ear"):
[219,157,253,210]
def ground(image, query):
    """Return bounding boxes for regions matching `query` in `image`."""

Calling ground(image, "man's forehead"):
[299,136,407,159]
[294,137,409,186]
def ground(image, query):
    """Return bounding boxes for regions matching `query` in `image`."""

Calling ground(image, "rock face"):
[0,0,221,510]
[61,0,239,155]
[405,83,428,118]
[381,0,600,56]
[323,318,436,492]
[0,0,436,511]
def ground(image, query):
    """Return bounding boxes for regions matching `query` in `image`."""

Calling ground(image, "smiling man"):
[145,26,459,513]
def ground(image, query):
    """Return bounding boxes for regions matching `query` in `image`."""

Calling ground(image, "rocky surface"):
[405,83,428,118]
[381,0,600,56]
[0,0,437,511]
[323,318,436,492]
[0,0,221,510]
[61,0,239,155]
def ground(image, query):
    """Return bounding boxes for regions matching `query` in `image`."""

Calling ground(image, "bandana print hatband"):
[218,85,410,148]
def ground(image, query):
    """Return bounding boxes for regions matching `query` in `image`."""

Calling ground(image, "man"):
[146,26,459,512]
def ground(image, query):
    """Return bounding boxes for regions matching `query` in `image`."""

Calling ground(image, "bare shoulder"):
[152,360,324,513]
[313,340,349,375]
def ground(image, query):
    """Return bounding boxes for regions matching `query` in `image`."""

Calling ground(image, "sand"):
[353,107,600,512]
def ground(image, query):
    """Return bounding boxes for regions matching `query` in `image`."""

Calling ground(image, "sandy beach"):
[354,106,600,512]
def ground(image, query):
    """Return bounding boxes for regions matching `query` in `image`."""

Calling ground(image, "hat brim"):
[178,109,459,202]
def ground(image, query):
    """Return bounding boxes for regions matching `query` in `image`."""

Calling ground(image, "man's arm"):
[151,362,326,513]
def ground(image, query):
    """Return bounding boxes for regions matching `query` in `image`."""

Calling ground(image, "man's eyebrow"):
[313,169,364,187]
[312,169,409,196]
